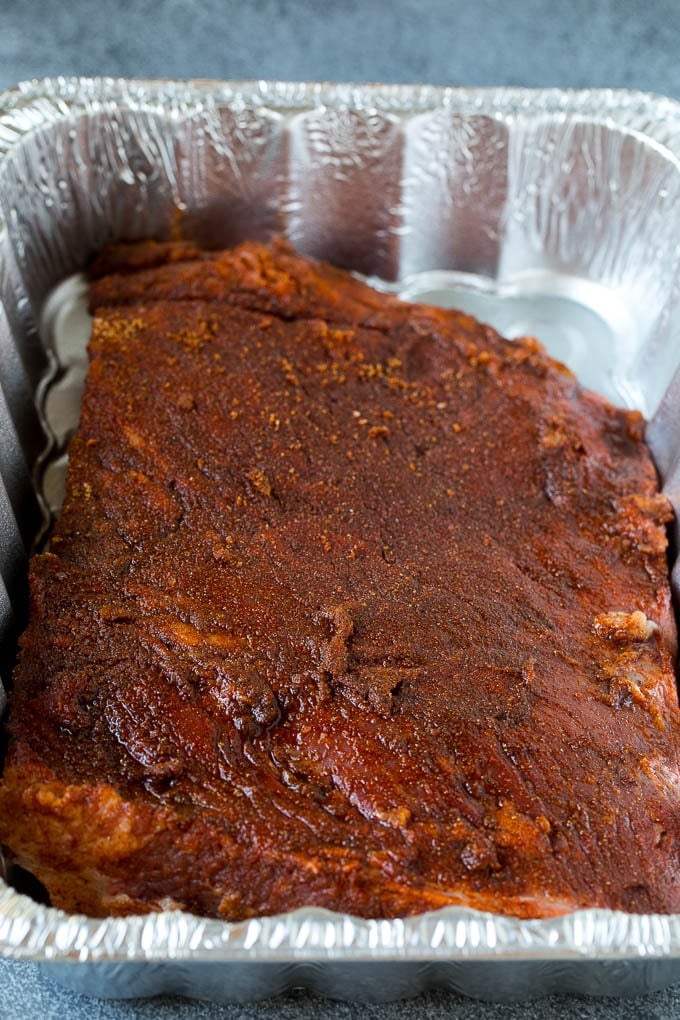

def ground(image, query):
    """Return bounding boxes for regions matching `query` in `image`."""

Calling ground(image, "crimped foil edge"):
[4,78,680,154]
[2,881,680,962]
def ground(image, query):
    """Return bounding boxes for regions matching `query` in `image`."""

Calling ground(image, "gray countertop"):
[2,0,680,95]
[2,0,680,1016]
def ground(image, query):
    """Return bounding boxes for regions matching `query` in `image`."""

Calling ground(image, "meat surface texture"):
[1,238,679,920]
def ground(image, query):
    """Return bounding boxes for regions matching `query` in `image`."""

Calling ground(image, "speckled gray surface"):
[2,0,680,95]
[3,0,680,1016]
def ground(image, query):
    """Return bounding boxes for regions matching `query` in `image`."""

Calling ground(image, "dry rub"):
[0,239,678,919]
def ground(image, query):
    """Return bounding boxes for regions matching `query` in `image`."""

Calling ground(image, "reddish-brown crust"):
[1,239,679,919]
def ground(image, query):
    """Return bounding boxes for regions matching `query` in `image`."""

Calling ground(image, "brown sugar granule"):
[0,238,679,920]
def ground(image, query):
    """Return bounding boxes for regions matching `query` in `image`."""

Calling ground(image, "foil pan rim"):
[3,77,680,132]
[2,76,680,965]
[2,881,680,962]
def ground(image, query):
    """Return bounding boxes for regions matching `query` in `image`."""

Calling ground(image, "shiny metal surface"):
[2,78,680,1001]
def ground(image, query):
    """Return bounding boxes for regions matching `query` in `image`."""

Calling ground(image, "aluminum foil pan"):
[2,78,680,1004]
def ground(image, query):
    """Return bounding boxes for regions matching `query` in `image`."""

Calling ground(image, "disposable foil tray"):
[2,78,680,1004]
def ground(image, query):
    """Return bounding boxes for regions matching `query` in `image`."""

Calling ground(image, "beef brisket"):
[0,239,678,919]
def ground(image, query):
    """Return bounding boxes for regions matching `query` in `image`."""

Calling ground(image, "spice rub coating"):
[1,238,679,919]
